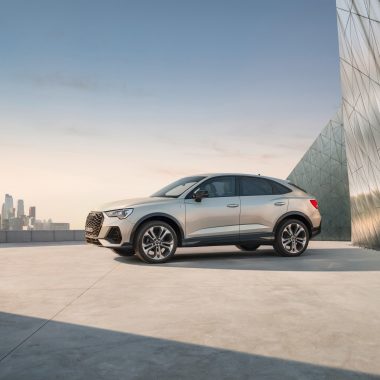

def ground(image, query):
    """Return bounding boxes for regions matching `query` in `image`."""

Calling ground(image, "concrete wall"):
[0,230,85,243]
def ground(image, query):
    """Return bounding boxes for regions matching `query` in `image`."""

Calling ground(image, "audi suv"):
[85,174,321,263]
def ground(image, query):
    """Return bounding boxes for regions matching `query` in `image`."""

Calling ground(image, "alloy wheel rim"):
[281,223,307,254]
[142,226,174,260]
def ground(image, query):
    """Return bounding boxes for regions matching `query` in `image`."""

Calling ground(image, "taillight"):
[310,199,319,209]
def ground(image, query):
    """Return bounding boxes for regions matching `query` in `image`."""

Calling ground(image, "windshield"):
[151,176,205,198]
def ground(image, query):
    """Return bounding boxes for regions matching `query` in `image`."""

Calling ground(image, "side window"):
[239,177,273,196]
[194,176,236,198]
[270,180,292,195]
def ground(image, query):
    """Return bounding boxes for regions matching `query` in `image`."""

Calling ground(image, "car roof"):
[192,173,309,195]
[194,173,288,183]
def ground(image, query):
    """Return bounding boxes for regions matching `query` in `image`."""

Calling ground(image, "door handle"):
[274,201,286,206]
[227,204,239,208]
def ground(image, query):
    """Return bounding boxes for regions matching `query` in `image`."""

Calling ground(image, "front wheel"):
[134,221,177,264]
[273,219,309,257]
[236,243,260,251]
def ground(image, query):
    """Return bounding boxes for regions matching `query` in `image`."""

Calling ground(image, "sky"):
[0,0,341,228]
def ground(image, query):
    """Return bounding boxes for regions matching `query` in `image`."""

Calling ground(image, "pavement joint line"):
[0,262,121,365]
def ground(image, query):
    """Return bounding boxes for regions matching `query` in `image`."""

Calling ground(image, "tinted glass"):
[288,182,307,193]
[194,176,236,198]
[240,177,291,196]
[152,176,205,198]
[271,180,292,195]
[240,177,272,196]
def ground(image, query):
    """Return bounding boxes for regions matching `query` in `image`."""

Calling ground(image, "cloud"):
[16,72,157,99]
[21,72,98,91]
[152,129,305,160]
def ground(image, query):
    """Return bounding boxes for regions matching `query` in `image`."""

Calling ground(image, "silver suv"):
[85,174,321,264]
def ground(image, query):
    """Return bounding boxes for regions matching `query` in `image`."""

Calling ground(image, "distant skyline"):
[0,192,70,230]
[0,0,341,228]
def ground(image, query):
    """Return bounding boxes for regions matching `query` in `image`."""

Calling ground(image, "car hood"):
[98,197,175,211]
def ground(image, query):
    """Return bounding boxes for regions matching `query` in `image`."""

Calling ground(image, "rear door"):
[238,176,290,238]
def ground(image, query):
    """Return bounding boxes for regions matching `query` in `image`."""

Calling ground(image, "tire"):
[273,219,309,257]
[134,221,178,264]
[112,248,135,256]
[236,243,260,251]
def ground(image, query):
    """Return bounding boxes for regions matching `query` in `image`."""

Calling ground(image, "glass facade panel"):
[337,0,380,249]
[288,110,351,241]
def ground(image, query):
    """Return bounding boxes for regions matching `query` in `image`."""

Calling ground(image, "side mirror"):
[193,189,209,202]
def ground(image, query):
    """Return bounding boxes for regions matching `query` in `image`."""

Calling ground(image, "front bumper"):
[85,212,134,248]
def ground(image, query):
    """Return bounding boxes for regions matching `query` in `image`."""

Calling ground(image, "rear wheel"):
[274,219,309,257]
[112,247,135,256]
[236,243,260,251]
[134,221,177,264]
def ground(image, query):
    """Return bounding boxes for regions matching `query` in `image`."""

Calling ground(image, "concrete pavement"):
[0,241,379,379]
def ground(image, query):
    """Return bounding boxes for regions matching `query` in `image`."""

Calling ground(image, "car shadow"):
[114,246,380,272]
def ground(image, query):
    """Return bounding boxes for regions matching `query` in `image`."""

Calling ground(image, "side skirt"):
[181,232,274,247]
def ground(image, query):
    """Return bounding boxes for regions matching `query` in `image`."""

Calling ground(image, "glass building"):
[289,0,380,249]
[337,0,380,249]
[288,110,351,241]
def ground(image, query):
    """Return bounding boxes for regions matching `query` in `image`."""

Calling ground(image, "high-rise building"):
[28,206,36,227]
[29,206,36,219]
[1,203,6,229]
[289,0,380,249]
[3,194,13,220]
[17,199,25,218]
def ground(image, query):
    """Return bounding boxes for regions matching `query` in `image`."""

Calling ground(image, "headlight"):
[105,208,133,219]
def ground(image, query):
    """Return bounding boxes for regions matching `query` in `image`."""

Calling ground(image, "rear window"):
[240,177,272,196]
[239,177,291,196]
[287,182,307,193]
[271,180,292,195]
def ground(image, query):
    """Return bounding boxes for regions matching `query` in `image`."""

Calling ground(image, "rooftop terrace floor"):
[0,242,379,379]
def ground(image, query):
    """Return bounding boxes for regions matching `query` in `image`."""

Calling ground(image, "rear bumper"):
[311,222,322,238]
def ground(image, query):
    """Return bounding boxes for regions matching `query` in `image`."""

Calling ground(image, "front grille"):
[85,212,104,238]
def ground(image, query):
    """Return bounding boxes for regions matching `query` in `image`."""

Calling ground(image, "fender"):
[130,212,185,243]
[273,211,313,235]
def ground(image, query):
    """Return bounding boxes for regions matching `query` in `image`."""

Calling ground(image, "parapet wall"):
[0,230,85,243]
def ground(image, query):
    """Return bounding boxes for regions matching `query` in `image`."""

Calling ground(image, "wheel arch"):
[274,212,313,237]
[130,213,184,246]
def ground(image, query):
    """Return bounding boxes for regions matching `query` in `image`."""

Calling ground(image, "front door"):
[184,176,240,242]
